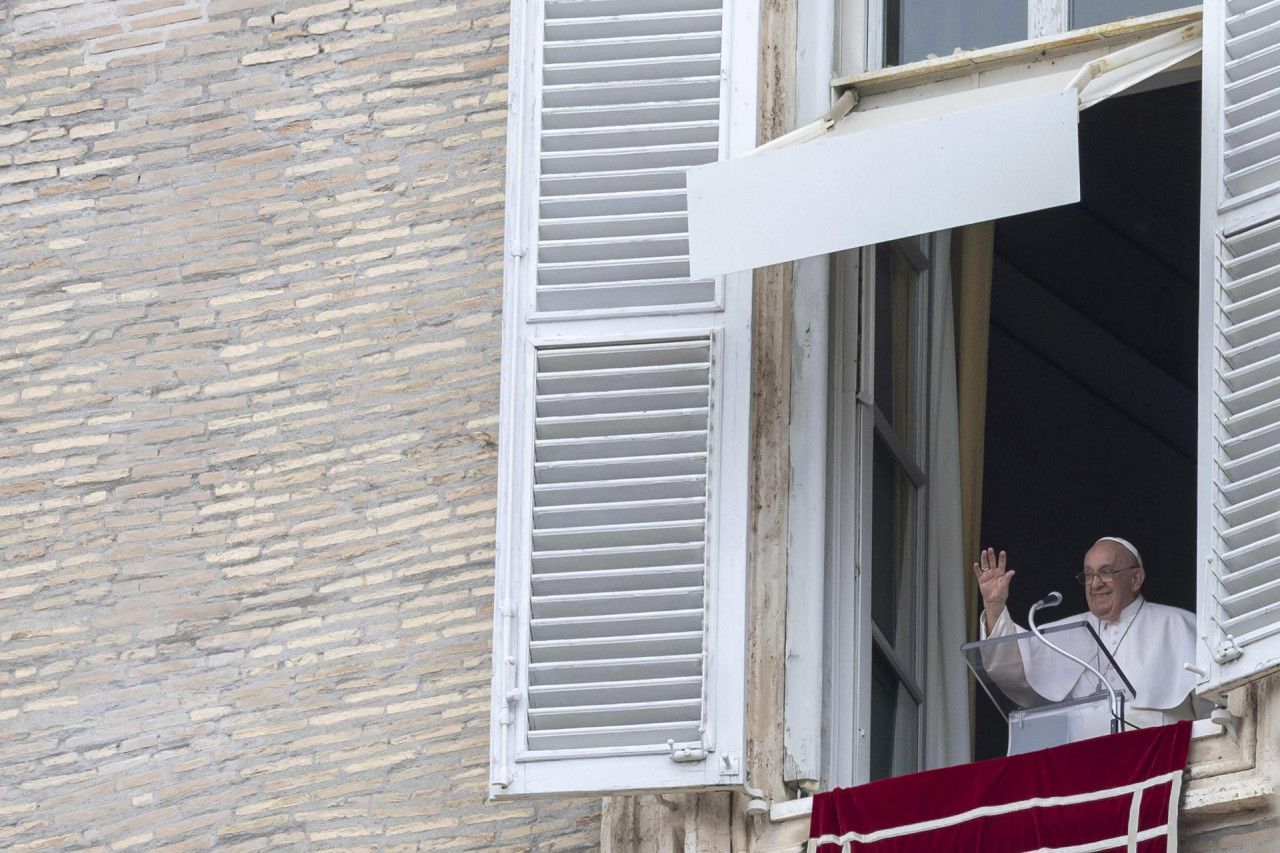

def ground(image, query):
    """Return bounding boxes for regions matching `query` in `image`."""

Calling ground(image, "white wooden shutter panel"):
[537,0,724,315]
[1198,0,1280,695]
[491,0,756,798]
[528,339,710,752]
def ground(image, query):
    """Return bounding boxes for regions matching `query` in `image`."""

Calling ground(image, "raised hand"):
[972,547,1015,634]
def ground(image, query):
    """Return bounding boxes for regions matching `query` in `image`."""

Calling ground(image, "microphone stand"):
[1028,592,1124,735]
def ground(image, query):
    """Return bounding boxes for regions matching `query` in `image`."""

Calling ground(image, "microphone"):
[1032,591,1063,611]
[1027,590,1124,735]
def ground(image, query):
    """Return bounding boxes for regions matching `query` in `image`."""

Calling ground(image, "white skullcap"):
[1095,536,1143,569]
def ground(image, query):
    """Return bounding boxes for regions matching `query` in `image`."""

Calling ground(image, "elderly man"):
[974,537,1210,729]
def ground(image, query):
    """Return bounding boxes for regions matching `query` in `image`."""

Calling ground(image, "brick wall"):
[0,1,599,849]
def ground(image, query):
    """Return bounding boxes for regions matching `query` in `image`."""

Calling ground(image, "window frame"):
[805,11,1215,789]
[785,0,1277,821]
[825,237,934,788]
[847,0,1194,74]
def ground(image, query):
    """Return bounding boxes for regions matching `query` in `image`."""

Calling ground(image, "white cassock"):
[979,595,1212,730]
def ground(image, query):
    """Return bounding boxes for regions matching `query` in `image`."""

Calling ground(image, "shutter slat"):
[1220,504,1280,551]
[538,280,717,312]
[529,698,701,730]
[535,432,709,461]
[544,101,719,132]
[536,386,710,416]
[539,257,693,286]
[541,214,691,241]
[1226,13,1280,60]
[532,542,705,573]
[545,13,721,44]
[535,475,707,505]
[537,362,708,391]
[531,520,706,551]
[531,609,704,641]
[1221,599,1280,644]
[534,456,707,484]
[1222,420,1280,471]
[541,166,689,195]
[533,497,707,529]
[546,0,721,18]
[1220,526,1280,573]
[1225,62,1280,105]
[1225,37,1280,82]
[528,653,703,685]
[528,676,702,707]
[545,56,721,87]
[1222,350,1280,394]
[531,565,705,595]
[536,409,708,437]
[542,143,718,175]
[530,631,704,663]
[545,34,721,66]
[541,188,687,218]
[527,721,702,751]
[532,587,704,618]
[1217,551,1280,595]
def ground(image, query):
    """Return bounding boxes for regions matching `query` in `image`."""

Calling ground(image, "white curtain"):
[923,230,972,770]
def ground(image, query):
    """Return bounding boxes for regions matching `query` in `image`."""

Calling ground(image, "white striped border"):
[809,770,1184,852]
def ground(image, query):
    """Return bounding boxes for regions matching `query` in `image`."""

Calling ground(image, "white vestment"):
[979,595,1212,730]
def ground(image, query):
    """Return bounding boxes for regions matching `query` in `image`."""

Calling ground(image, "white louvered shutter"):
[1197,0,1280,695]
[490,0,757,797]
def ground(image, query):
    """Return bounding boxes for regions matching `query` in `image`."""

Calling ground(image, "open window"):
[823,73,1209,786]
[688,5,1280,789]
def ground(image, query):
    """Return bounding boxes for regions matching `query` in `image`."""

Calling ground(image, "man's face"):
[1082,541,1145,622]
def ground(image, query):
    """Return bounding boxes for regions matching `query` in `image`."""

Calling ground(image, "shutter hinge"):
[1213,635,1244,664]
[494,598,519,788]
[667,740,707,763]
[508,243,526,258]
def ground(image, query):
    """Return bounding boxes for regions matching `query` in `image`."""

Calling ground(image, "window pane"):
[871,435,917,667]
[873,244,917,439]
[1072,0,1187,29]
[869,646,920,781]
[885,0,1026,66]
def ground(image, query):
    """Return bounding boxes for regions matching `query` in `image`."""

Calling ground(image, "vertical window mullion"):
[1028,0,1070,39]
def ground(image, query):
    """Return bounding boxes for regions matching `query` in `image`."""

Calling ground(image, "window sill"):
[832,6,1202,100]
[768,717,1237,825]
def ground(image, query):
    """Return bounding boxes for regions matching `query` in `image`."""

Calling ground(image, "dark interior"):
[974,80,1201,761]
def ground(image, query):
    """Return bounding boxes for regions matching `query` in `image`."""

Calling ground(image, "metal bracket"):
[1213,635,1244,664]
[668,740,708,763]
[1210,706,1242,743]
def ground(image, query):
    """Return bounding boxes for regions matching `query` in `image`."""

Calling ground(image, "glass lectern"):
[962,621,1136,755]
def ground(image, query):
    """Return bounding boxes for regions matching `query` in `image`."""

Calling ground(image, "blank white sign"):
[686,88,1080,278]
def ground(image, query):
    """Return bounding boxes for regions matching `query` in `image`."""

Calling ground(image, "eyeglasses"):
[1075,566,1139,586]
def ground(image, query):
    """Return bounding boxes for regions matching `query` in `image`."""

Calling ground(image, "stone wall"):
[1186,816,1280,853]
[0,1,598,849]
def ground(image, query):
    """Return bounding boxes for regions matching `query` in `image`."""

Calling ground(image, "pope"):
[974,537,1212,729]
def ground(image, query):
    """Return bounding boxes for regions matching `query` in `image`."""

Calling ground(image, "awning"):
[686,23,1202,279]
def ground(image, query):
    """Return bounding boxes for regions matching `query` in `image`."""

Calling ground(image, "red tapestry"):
[809,721,1191,853]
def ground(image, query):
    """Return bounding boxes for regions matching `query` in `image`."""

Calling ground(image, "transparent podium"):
[962,621,1136,755]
